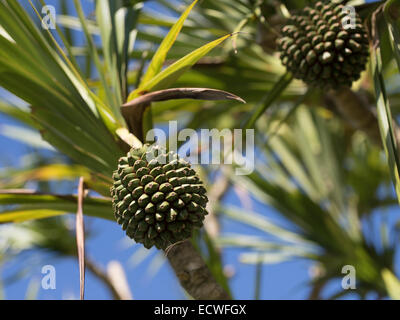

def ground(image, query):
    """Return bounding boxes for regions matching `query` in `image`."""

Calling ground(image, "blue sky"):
[0,0,397,300]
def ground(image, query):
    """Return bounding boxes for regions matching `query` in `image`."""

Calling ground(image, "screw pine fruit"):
[277,1,369,88]
[110,145,208,249]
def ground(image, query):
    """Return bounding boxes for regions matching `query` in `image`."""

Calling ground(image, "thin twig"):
[254,255,263,300]
[204,173,231,240]
[86,258,133,300]
[76,177,86,300]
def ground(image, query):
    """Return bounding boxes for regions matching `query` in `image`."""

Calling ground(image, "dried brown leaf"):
[76,177,86,300]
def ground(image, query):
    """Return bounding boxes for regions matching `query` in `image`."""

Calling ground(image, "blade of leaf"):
[384,0,400,70]
[216,234,311,253]
[135,0,199,92]
[73,0,124,123]
[0,164,91,187]
[372,20,400,204]
[382,269,400,300]
[127,33,233,99]
[95,0,123,105]
[239,252,304,264]
[0,208,66,222]
[221,205,309,245]
[0,163,111,196]
[243,72,294,129]
[106,261,133,300]
[0,101,36,128]
[254,254,262,300]
[0,191,113,222]
[76,177,85,300]
[0,124,55,151]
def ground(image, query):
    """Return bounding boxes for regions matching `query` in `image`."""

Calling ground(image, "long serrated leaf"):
[382,269,400,300]
[96,0,122,105]
[239,251,305,264]
[0,164,108,194]
[0,191,113,222]
[73,0,119,115]
[136,0,199,91]
[0,124,55,151]
[221,205,308,245]
[0,0,124,172]
[127,33,233,99]
[230,172,351,252]
[216,234,311,253]
[0,101,35,128]
[96,0,140,102]
[0,164,90,185]
[243,72,293,129]
[25,0,112,123]
[0,208,66,222]
[267,135,318,201]
[384,0,400,70]
[372,23,400,204]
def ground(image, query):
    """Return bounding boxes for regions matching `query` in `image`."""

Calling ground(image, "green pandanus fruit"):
[110,145,208,249]
[277,1,369,88]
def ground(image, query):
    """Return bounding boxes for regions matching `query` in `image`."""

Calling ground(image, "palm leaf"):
[371,12,400,204]
[128,33,233,99]
[0,191,112,223]
[135,0,199,91]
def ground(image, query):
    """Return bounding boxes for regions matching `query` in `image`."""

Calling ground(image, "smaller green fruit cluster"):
[110,145,208,250]
[277,1,369,88]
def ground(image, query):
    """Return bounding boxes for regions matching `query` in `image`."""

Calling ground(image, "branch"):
[164,240,231,300]
[308,280,326,300]
[326,86,400,165]
[326,87,381,144]
[86,258,133,300]
[204,173,230,240]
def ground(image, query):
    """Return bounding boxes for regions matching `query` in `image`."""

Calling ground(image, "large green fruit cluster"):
[277,1,369,88]
[110,145,208,249]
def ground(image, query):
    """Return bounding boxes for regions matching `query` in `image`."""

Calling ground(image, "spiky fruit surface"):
[110,145,208,249]
[277,1,369,88]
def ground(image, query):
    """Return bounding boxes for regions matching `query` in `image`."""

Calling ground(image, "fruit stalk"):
[165,240,231,300]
